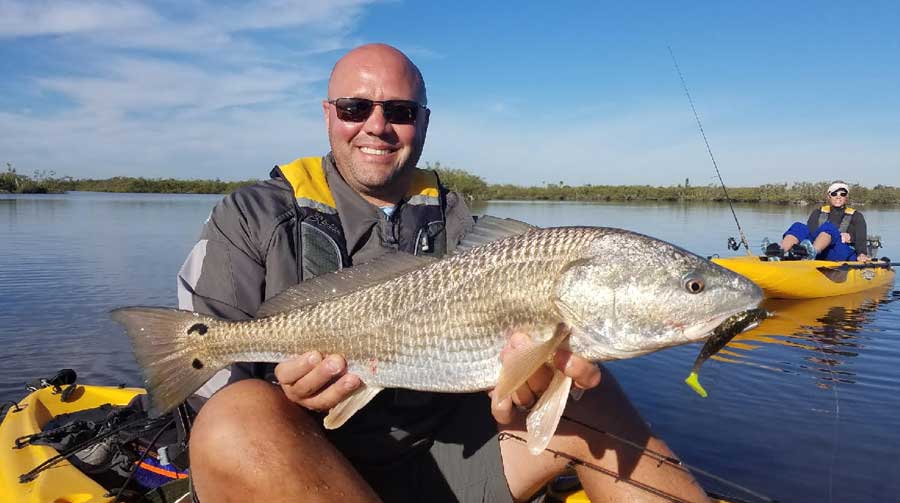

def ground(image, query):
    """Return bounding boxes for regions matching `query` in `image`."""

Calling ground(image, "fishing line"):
[668,46,751,255]
[560,415,777,502]
[499,432,695,503]
[809,325,842,503]
[500,415,778,503]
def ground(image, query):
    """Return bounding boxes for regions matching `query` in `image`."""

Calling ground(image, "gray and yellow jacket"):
[177,153,475,465]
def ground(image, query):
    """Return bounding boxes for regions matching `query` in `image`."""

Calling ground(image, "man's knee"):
[190,379,312,467]
[784,222,810,240]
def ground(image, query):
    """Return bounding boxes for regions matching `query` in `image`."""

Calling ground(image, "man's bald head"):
[323,43,430,207]
[327,43,427,105]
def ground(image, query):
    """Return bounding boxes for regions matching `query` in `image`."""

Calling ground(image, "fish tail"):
[111,307,224,415]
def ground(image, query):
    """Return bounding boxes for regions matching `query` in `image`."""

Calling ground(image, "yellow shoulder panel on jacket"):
[820,205,831,213]
[844,207,856,214]
[279,157,336,210]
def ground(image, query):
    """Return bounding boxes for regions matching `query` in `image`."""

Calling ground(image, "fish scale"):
[211,230,586,391]
[113,223,763,433]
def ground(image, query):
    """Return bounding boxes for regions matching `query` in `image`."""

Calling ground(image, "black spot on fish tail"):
[192,358,204,369]
[187,323,208,336]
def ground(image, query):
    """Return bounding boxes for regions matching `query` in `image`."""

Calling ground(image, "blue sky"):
[1,1,897,186]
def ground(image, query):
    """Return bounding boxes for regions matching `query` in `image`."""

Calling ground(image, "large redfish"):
[112,217,763,454]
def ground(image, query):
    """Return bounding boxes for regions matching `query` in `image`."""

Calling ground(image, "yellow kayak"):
[712,256,895,299]
[704,285,891,369]
[0,385,146,503]
[1,383,749,503]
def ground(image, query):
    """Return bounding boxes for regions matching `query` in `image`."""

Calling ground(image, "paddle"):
[817,261,899,272]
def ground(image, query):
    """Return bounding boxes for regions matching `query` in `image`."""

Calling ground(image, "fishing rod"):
[500,414,778,503]
[668,46,752,256]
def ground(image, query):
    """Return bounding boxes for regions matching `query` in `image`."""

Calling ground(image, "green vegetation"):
[4,161,900,205]
[433,168,900,205]
[486,180,900,205]
[66,177,259,194]
[1,163,72,194]
[1,163,258,194]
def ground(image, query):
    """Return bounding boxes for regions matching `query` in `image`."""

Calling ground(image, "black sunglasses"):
[829,190,848,197]
[328,97,427,125]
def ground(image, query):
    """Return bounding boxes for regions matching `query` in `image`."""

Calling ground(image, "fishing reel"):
[866,235,883,259]
[727,237,740,251]
[25,368,78,401]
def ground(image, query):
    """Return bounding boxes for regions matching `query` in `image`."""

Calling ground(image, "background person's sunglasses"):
[830,190,848,197]
[328,98,427,125]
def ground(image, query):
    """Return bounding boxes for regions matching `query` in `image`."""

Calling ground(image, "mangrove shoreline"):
[3,164,900,205]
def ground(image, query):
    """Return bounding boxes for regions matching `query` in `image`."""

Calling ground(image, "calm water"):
[2,193,898,502]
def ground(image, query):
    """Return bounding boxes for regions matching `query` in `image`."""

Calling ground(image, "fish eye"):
[683,275,705,294]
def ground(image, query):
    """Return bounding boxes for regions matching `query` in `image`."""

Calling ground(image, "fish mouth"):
[682,301,763,341]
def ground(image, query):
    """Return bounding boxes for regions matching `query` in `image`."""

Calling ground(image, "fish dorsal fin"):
[456,215,537,252]
[257,253,437,317]
[324,384,383,429]
[525,370,572,454]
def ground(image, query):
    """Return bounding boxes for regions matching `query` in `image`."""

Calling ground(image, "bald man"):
[182,44,710,503]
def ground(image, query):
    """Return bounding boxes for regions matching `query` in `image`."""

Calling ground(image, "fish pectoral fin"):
[323,384,383,429]
[525,370,572,455]
[494,323,570,403]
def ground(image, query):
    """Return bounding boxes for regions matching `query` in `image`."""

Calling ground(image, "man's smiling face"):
[324,44,429,206]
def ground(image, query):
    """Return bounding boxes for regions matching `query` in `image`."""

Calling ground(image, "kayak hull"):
[0,385,145,503]
[712,256,895,299]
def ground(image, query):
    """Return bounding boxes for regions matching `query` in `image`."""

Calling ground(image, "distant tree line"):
[429,164,900,205]
[67,176,259,194]
[4,162,900,205]
[1,164,258,194]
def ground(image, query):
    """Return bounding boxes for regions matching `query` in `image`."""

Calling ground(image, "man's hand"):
[857,253,870,263]
[491,332,602,425]
[274,352,361,411]
[841,232,852,244]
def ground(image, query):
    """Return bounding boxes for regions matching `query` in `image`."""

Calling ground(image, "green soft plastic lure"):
[685,308,769,397]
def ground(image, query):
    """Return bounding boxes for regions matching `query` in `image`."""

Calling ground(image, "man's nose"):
[363,103,391,135]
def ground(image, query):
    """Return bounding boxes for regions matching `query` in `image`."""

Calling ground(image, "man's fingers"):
[554,350,601,390]
[511,383,537,410]
[524,363,553,396]
[274,351,322,384]
[278,354,348,405]
[297,374,362,411]
[490,392,516,425]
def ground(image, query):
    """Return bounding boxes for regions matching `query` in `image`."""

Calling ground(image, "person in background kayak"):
[770,181,869,262]
[183,43,711,503]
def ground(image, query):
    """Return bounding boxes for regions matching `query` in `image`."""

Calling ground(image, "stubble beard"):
[332,141,424,203]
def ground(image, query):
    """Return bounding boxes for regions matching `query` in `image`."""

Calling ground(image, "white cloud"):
[0,0,376,179]
[2,1,897,186]
[0,0,157,37]
[424,102,900,187]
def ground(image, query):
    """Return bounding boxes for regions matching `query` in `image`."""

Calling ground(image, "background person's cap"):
[827,182,849,195]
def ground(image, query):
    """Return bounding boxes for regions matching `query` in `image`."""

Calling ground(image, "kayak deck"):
[0,385,145,503]
[712,256,895,299]
[2,384,757,503]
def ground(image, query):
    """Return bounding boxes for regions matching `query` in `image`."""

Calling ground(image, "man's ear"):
[419,108,430,138]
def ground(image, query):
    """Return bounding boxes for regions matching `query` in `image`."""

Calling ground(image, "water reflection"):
[713,286,898,388]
